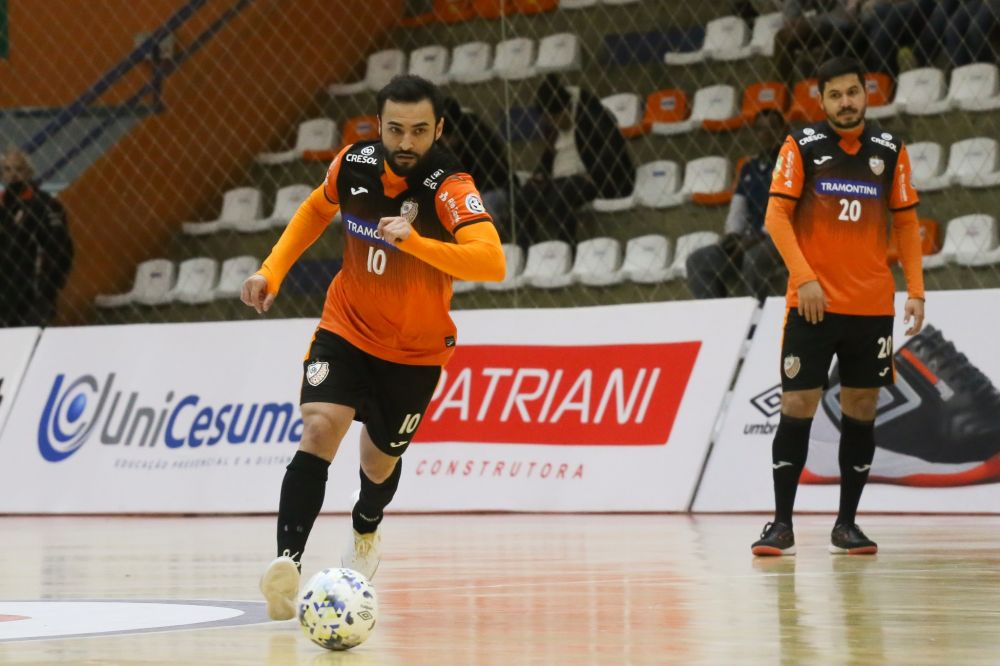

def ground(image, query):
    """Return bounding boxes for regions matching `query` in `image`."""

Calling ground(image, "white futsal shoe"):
[260,551,300,621]
[341,526,381,580]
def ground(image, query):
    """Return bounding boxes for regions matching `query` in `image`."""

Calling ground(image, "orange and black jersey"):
[767,121,923,316]
[258,142,505,366]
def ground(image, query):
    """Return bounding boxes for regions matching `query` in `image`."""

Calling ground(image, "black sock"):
[352,460,402,534]
[836,415,876,526]
[277,451,330,563]
[772,415,812,527]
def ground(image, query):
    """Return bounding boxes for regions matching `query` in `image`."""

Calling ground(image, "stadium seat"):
[686,156,732,206]
[892,67,948,116]
[341,115,380,146]
[166,257,219,305]
[408,45,450,85]
[946,62,1000,112]
[434,0,476,23]
[601,92,644,137]
[483,244,526,292]
[949,138,1000,189]
[621,234,672,284]
[559,0,597,8]
[213,256,260,299]
[641,89,688,134]
[244,184,312,232]
[182,187,263,236]
[749,11,783,57]
[703,81,787,132]
[634,160,683,209]
[329,49,406,96]
[668,231,720,279]
[518,240,573,288]
[514,0,558,14]
[255,118,338,165]
[786,79,824,122]
[923,215,998,269]
[536,33,582,74]
[573,237,623,286]
[664,15,749,65]
[448,41,494,84]
[907,142,946,192]
[863,72,894,119]
[653,84,737,136]
[95,258,175,308]
[474,0,516,18]
[493,37,536,80]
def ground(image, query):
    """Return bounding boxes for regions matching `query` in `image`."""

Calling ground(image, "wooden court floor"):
[1,514,998,665]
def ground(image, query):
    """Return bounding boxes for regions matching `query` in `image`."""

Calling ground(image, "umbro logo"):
[772,461,794,470]
[351,187,369,195]
[813,155,833,165]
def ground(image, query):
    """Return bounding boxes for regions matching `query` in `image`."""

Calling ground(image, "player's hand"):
[378,216,411,244]
[240,274,275,314]
[903,297,925,336]
[797,280,828,324]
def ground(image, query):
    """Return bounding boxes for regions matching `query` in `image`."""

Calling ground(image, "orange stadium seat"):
[474,0,516,18]
[786,78,824,122]
[513,0,558,15]
[341,115,380,147]
[640,89,688,134]
[865,72,894,108]
[887,219,942,265]
[434,0,476,23]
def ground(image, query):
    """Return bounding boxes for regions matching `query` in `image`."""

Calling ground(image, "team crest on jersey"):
[869,156,885,176]
[783,355,801,379]
[306,361,330,386]
[400,198,419,223]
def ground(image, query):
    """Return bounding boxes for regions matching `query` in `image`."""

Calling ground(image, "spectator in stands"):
[516,74,635,249]
[686,110,789,302]
[441,97,512,239]
[860,0,936,75]
[915,0,1000,67]
[0,148,74,327]
[774,1,861,83]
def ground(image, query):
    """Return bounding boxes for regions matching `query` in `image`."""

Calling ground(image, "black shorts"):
[780,310,895,391]
[300,328,442,456]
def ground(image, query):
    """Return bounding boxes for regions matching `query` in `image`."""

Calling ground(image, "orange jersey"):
[767,122,921,315]
[259,142,503,366]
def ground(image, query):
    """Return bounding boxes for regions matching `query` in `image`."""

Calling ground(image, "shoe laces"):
[906,326,1000,403]
[760,521,775,539]
[355,532,375,558]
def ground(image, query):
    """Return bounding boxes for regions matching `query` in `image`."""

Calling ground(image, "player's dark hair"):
[535,73,572,115]
[817,56,866,95]
[376,75,445,121]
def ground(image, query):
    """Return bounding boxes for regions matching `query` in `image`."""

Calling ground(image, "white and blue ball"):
[297,567,378,651]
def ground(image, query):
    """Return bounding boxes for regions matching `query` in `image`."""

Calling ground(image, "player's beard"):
[828,104,866,130]
[386,139,434,175]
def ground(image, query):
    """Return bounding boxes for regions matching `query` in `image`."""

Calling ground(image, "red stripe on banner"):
[0,615,29,622]
[416,342,701,446]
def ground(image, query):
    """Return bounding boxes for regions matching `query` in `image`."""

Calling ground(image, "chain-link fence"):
[1,0,998,327]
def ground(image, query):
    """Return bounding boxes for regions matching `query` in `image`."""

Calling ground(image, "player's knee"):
[841,391,879,421]
[299,413,341,458]
[781,390,821,418]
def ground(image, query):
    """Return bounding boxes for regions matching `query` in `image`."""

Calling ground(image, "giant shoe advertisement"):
[695,290,1000,513]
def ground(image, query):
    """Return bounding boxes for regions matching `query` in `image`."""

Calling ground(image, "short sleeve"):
[889,144,920,211]
[434,173,494,235]
[322,144,353,205]
[769,136,804,200]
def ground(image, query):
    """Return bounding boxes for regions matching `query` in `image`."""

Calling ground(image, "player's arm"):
[241,149,346,313]
[765,137,827,322]
[379,174,505,282]
[890,144,925,335]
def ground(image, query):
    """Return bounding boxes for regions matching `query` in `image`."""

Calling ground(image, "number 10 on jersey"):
[367,246,387,275]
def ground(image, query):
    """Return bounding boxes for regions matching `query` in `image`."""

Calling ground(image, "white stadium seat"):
[621,234,672,284]
[947,63,1000,112]
[213,256,260,299]
[329,49,406,96]
[229,184,312,233]
[907,142,946,192]
[749,11,783,57]
[182,187,263,236]
[926,215,1000,268]
[703,16,752,61]
[653,84,737,136]
[668,231,720,280]
[573,237,622,286]
[950,138,1000,189]
[483,243,526,292]
[536,33,582,73]
[600,92,643,136]
[95,258,175,308]
[448,41,494,84]
[167,257,219,305]
[255,118,338,166]
[894,67,947,116]
[634,161,683,209]
[408,45,450,85]
[681,156,731,199]
[519,240,573,289]
[493,37,536,80]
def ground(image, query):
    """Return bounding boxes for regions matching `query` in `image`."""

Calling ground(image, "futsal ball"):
[297,567,378,651]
